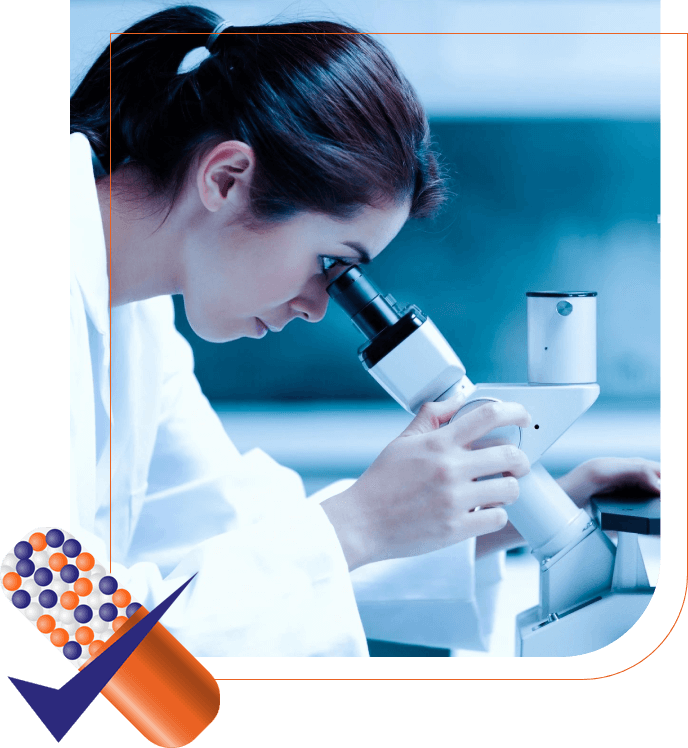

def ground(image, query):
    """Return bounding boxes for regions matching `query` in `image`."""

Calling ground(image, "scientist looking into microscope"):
[69,5,660,656]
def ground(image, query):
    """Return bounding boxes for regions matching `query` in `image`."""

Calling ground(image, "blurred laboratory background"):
[71,1,661,655]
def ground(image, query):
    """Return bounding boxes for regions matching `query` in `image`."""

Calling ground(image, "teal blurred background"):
[173,118,659,403]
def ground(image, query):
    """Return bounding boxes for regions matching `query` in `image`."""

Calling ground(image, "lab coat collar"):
[70,132,110,335]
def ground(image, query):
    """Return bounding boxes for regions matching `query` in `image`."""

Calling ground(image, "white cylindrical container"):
[527,292,597,384]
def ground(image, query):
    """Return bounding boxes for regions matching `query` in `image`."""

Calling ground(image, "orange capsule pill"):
[75,552,95,571]
[74,578,93,597]
[3,572,21,592]
[29,532,47,551]
[76,626,94,645]
[60,591,79,610]
[49,553,68,572]
[50,628,69,647]
[88,639,105,657]
[112,588,131,608]
[81,607,220,746]
[37,615,56,634]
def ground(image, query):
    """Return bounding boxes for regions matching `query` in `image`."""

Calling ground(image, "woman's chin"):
[186,316,245,344]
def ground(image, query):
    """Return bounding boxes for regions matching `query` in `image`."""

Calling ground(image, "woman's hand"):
[556,457,661,509]
[321,396,532,570]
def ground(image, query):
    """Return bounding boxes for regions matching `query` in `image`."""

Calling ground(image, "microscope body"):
[328,269,655,657]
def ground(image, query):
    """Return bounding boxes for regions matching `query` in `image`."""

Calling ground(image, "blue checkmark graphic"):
[8,574,196,742]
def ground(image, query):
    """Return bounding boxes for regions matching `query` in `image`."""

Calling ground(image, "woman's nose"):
[290,283,329,323]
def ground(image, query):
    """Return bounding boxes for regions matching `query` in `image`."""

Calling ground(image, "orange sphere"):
[37,615,56,634]
[3,572,21,592]
[75,552,95,572]
[60,591,79,610]
[88,640,106,657]
[112,589,132,608]
[50,628,69,647]
[112,616,128,632]
[29,532,47,551]
[49,553,68,572]
[74,578,93,597]
[76,626,95,645]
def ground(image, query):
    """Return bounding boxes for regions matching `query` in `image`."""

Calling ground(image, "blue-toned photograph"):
[70,0,660,658]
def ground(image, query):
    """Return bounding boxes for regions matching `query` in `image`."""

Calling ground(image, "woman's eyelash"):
[320,256,352,276]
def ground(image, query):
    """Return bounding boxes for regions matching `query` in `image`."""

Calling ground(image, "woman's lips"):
[255,318,269,337]
[258,319,284,333]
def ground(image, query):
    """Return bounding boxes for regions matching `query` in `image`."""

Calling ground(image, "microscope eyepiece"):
[327,265,428,371]
[327,266,401,340]
[327,265,466,414]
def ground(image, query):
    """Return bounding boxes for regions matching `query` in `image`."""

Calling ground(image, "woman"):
[70,5,660,656]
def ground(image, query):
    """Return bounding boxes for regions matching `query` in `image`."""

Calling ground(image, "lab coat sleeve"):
[110,298,368,656]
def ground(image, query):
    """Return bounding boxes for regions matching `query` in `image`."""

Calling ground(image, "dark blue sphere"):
[45,529,65,548]
[39,589,58,608]
[16,559,35,578]
[34,567,53,586]
[99,576,118,595]
[125,602,142,618]
[60,564,79,584]
[63,642,82,660]
[99,603,117,622]
[12,590,31,609]
[62,539,82,558]
[14,541,33,560]
[74,605,93,624]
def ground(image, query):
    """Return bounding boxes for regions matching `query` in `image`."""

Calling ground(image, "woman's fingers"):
[594,457,662,495]
[445,400,531,448]
[400,394,466,437]
[464,444,531,481]
[645,460,661,474]
[463,506,510,537]
[465,475,521,509]
[641,459,661,484]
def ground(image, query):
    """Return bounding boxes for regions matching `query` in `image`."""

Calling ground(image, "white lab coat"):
[70,132,368,656]
[70,132,500,657]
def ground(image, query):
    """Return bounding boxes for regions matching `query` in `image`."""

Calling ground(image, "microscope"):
[328,267,657,656]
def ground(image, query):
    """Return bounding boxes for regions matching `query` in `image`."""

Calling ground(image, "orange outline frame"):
[99,31,676,681]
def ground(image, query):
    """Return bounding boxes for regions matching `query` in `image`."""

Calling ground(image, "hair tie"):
[207,20,234,50]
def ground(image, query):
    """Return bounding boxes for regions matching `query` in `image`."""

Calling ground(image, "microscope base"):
[515,588,653,657]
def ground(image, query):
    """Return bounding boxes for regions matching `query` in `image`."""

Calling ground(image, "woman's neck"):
[96,167,185,307]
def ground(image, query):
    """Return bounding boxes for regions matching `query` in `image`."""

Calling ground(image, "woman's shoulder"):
[131,295,195,378]
[70,132,96,192]
[130,296,186,354]
[71,132,106,178]
[70,131,90,160]
[136,294,176,325]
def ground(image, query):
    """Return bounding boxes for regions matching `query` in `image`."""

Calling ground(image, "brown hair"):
[70,5,447,221]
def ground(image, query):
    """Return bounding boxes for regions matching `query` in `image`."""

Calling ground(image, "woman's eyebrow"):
[342,241,371,264]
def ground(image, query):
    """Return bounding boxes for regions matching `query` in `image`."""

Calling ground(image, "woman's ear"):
[196,141,255,214]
